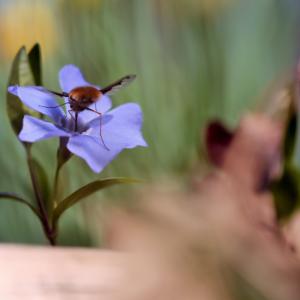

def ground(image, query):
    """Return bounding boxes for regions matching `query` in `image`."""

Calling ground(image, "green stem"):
[25,145,56,246]
[52,161,63,209]
[50,138,72,230]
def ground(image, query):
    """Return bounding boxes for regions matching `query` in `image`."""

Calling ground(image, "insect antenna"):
[38,90,70,108]
[39,102,70,109]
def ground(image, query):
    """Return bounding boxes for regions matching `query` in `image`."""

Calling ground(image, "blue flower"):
[8,65,147,173]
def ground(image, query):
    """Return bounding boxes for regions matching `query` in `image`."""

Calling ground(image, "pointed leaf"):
[53,178,140,223]
[6,46,41,136]
[7,47,29,135]
[28,43,42,85]
[17,47,35,86]
[0,192,41,219]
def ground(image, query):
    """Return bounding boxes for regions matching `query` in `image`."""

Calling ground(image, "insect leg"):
[75,112,78,132]
[85,106,110,151]
[68,110,77,132]
[68,110,74,120]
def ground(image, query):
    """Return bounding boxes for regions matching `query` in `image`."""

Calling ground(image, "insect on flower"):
[8,64,147,173]
[44,74,136,150]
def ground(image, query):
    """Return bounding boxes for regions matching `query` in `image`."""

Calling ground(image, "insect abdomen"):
[69,86,102,111]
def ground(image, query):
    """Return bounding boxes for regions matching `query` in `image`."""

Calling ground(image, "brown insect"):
[44,75,136,150]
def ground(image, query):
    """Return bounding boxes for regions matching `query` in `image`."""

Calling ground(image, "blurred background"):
[0,0,299,245]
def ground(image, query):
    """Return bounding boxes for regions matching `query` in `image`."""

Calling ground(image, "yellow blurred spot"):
[0,3,57,59]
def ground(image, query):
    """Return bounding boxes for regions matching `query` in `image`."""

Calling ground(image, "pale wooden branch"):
[0,245,132,300]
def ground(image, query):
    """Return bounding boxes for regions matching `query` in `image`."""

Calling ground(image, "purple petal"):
[59,64,96,92]
[67,103,147,173]
[8,85,18,96]
[59,65,112,122]
[8,85,65,123]
[67,135,122,173]
[19,116,70,142]
[88,103,148,149]
[78,95,112,124]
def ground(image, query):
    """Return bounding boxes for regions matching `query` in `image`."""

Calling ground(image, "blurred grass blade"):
[53,178,140,223]
[0,192,41,219]
[6,46,40,136]
[28,43,42,85]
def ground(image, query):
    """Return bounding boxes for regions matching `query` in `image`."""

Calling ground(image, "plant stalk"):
[25,145,56,246]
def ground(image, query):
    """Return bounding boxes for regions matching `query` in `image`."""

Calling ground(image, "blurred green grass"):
[0,0,299,245]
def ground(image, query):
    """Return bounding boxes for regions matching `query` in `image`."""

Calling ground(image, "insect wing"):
[101,75,136,96]
[47,90,69,97]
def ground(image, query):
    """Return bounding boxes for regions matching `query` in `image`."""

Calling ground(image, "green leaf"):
[16,47,35,86]
[270,85,300,220]
[7,47,29,135]
[283,100,297,165]
[0,192,41,219]
[270,166,300,220]
[6,46,41,136]
[52,178,140,224]
[28,43,42,85]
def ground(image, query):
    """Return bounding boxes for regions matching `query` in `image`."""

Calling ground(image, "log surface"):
[0,245,130,300]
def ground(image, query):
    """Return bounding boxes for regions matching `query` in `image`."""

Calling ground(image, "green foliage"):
[6,44,42,137]
[6,47,32,136]
[271,97,300,220]
[0,192,41,219]
[283,94,298,165]
[30,155,50,211]
[271,166,300,220]
[28,44,42,86]
[52,178,140,225]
